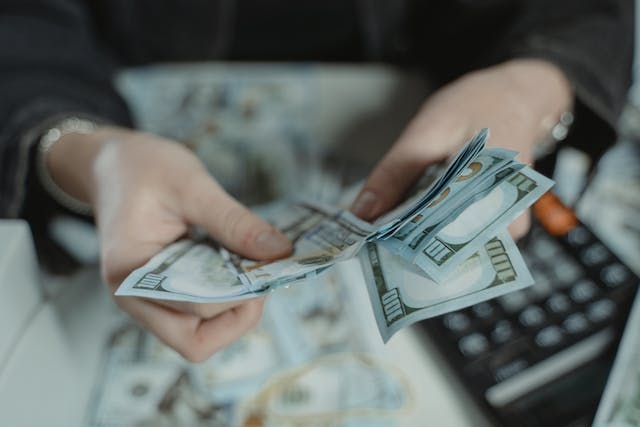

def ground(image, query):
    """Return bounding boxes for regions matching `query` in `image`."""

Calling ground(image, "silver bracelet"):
[36,117,99,216]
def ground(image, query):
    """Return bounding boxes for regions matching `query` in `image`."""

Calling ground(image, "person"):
[0,0,633,362]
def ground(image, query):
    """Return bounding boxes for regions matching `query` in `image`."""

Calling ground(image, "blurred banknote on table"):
[117,128,553,341]
[90,267,392,426]
[116,66,321,206]
[237,353,414,427]
[593,289,640,427]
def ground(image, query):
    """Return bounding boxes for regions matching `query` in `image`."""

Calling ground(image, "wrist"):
[45,125,131,208]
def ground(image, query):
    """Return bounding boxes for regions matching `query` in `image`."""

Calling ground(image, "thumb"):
[183,173,292,260]
[350,149,433,222]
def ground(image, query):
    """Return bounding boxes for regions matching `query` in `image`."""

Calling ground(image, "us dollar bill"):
[232,202,373,288]
[373,128,489,239]
[593,289,640,427]
[115,239,254,302]
[117,201,374,302]
[400,165,553,282]
[360,231,533,342]
[239,353,413,427]
[380,148,521,260]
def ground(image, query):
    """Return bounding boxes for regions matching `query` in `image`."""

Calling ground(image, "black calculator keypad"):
[421,215,638,427]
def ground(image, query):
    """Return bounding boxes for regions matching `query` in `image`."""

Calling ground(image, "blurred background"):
[1,4,639,427]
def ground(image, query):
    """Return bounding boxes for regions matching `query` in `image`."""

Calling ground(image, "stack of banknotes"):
[593,289,640,427]
[117,129,554,341]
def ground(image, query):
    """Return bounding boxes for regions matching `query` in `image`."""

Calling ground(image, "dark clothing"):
[0,0,635,218]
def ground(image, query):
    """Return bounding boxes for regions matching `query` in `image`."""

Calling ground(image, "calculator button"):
[492,357,530,383]
[472,302,495,319]
[443,312,471,333]
[499,291,529,313]
[553,259,583,287]
[519,306,546,328]
[458,333,489,358]
[531,237,561,261]
[529,274,554,299]
[567,226,591,246]
[491,320,515,344]
[563,313,589,334]
[601,264,631,288]
[488,340,535,382]
[586,299,616,323]
[580,243,610,267]
[546,293,571,314]
[535,326,564,348]
[569,280,599,304]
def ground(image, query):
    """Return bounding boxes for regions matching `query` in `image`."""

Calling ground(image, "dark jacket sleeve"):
[496,0,634,134]
[0,0,132,218]
[408,0,634,157]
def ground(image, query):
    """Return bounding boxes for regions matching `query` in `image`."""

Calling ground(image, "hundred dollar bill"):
[385,165,553,283]
[117,201,374,302]
[373,128,488,239]
[114,239,253,302]
[232,202,373,287]
[380,148,521,260]
[239,353,413,427]
[360,231,533,342]
[593,289,640,427]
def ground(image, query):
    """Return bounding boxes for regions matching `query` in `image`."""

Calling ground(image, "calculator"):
[419,192,639,427]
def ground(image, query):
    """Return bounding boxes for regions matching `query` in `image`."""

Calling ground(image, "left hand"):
[351,58,573,239]
[46,128,292,362]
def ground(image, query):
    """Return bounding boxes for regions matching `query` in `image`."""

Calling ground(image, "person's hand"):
[46,127,292,362]
[351,58,573,238]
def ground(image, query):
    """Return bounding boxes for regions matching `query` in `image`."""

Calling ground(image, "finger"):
[114,295,203,359]
[191,298,265,359]
[182,172,292,260]
[349,116,472,222]
[115,296,265,362]
[350,147,444,222]
[152,298,247,319]
[508,210,531,240]
[350,154,425,221]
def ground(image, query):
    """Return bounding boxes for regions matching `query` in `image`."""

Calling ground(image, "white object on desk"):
[0,220,85,427]
[0,305,80,427]
[0,221,42,368]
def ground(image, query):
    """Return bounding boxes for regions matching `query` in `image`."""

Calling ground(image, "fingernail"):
[255,230,291,255]
[351,190,379,219]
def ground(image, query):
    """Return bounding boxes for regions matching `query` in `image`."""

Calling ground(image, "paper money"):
[373,128,489,239]
[117,201,374,302]
[89,325,237,427]
[117,128,550,340]
[90,362,185,427]
[409,165,553,282]
[379,148,522,259]
[360,231,533,342]
[593,289,640,427]
[238,353,413,427]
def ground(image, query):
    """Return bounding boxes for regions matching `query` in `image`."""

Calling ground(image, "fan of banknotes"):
[117,129,554,341]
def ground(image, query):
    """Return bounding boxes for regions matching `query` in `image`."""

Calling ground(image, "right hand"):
[351,59,573,240]
[46,127,292,362]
